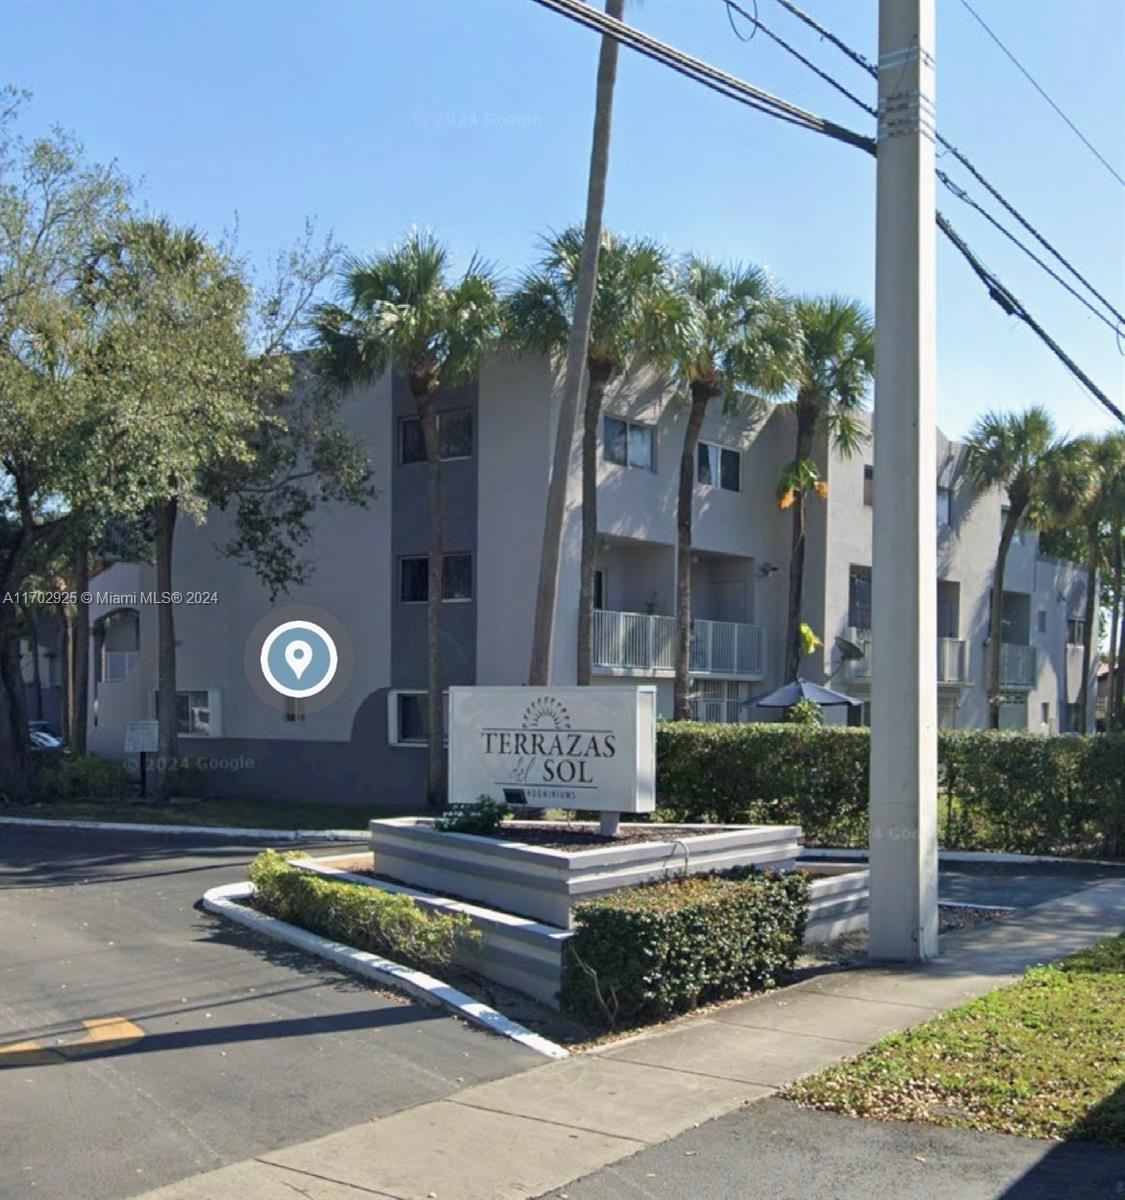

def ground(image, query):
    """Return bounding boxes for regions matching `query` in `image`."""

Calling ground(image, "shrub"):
[248,850,476,969]
[655,723,1125,858]
[560,867,809,1029]
[435,794,509,836]
[785,698,824,727]
[33,754,133,801]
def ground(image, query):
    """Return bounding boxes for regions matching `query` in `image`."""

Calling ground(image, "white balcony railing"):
[999,642,1036,688]
[103,649,140,682]
[592,610,764,678]
[844,628,967,684]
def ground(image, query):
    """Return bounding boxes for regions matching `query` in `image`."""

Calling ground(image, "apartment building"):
[77,354,1097,806]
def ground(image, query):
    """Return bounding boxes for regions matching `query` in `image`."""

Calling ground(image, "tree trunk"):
[60,607,73,744]
[1078,529,1099,732]
[71,543,90,755]
[1108,527,1122,730]
[0,626,32,800]
[155,497,179,799]
[986,503,1022,729]
[784,403,816,682]
[577,372,610,686]
[417,391,446,810]
[673,388,710,720]
[528,0,624,686]
[21,605,43,721]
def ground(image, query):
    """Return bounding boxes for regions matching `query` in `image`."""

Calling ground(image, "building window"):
[400,410,473,464]
[863,464,874,506]
[1066,702,1083,732]
[689,679,753,724]
[848,565,872,630]
[999,698,1028,731]
[938,698,958,729]
[1037,609,1047,635]
[696,442,741,491]
[860,700,872,726]
[1000,506,1027,546]
[389,690,451,746]
[593,569,607,611]
[604,416,655,470]
[936,485,951,526]
[399,554,473,602]
[155,689,214,736]
[1041,701,1051,727]
[1066,618,1086,646]
[285,697,305,723]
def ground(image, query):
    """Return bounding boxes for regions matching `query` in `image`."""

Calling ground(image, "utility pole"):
[869,0,939,962]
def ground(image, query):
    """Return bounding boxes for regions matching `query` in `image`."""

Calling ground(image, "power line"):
[723,0,1124,333]
[960,0,1125,190]
[762,0,1125,330]
[530,0,1123,426]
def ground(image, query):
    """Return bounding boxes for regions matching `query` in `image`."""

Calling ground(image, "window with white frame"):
[938,697,958,729]
[155,689,218,736]
[603,416,654,471]
[689,679,752,724]
[998,698,1028,731]
[388,690,450,746]
[399,554,472,602]
[1066,617,1086,646]
[696,441,740,491]
[400,410,473,464]
[936,485,951,526]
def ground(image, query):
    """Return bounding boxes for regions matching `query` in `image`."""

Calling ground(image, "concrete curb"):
[800,847,1125,868]
[200,880,569,1061]
[0,815,368,842]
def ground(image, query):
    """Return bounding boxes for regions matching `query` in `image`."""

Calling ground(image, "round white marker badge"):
[259,620,339,698]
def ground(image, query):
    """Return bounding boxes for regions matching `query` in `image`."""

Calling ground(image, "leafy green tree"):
[507,227,678,683]
[779,297,874,682]
[667,259,801,719]
[965,407,1076,729]
[315,231,500,807]
[528,0,625,686]
[0,91,129,795]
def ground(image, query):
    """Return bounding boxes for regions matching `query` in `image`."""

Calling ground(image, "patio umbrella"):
[744,678,862,709]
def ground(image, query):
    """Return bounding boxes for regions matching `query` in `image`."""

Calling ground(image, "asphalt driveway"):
[0,826,539,1200]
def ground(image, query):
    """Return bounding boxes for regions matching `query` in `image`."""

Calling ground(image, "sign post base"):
[599,811,621,838]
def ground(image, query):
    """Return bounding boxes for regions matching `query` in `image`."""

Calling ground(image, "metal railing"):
[592,610,764,677]
[845,627,967,684]
[999,642,1036,688]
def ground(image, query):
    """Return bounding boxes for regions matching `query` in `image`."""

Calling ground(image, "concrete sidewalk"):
[140,876,1125,1200]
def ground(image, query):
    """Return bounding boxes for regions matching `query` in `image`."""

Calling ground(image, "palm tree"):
[507,228,677,683]
[528,0,626,687]
[778,297,874,682]
[1071,432,1125,729]
[965,407,1074,729]
[315,232,500,808]
[667,258,801,719]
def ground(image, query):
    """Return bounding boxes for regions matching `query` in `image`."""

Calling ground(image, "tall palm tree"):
[1071,432,1125,729]
[507,228,677,683]
[667,258,801,719]
[965,406,1073,729]
[528,0,625,687]
[315,232,500,808]
[778,297,874,682]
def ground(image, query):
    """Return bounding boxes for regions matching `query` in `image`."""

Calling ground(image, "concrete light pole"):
[868,0,939,962]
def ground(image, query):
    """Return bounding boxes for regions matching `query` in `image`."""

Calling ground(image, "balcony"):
[999,642,1036,689]
[844,628,968,684]
[593,609,764,678]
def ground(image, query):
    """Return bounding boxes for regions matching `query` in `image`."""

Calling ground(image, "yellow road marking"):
[73,1017,145,1045]
[0,1017,144,1065]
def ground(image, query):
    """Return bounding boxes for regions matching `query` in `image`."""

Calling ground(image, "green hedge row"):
[560,867,809,1029]
[248,850,475,969]
[656,724,1125,858]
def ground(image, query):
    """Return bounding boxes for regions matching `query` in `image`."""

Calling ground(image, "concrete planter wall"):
[369,817,802,929]
[803,863,870,942]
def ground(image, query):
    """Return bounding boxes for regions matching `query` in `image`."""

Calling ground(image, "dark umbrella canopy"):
[745,678,862,709]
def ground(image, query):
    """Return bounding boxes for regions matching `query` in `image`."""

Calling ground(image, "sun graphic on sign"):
[521,697,572,730]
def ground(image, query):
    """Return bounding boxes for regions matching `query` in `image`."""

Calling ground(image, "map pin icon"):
[284,639,313,681]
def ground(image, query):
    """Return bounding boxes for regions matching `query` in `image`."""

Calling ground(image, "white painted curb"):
[800,847,1124,868]
[201,880,569,1061]
[0,816,368,842]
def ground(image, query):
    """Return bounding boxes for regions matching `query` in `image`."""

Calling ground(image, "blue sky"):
[5,0,1123,439]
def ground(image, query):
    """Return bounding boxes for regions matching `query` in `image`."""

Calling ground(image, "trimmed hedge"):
[656,724,1125,858]
[33,754,133,801]
[560,867,809,1029]
[248,850,475,969]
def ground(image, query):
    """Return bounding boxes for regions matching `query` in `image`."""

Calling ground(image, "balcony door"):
[713,579,748,625]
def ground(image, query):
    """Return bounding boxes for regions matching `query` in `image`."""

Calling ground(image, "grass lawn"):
[0,797,408,831]
[787,934,1125,1145]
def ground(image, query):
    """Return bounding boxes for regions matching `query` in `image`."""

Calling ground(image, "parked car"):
[28,722,67,754]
